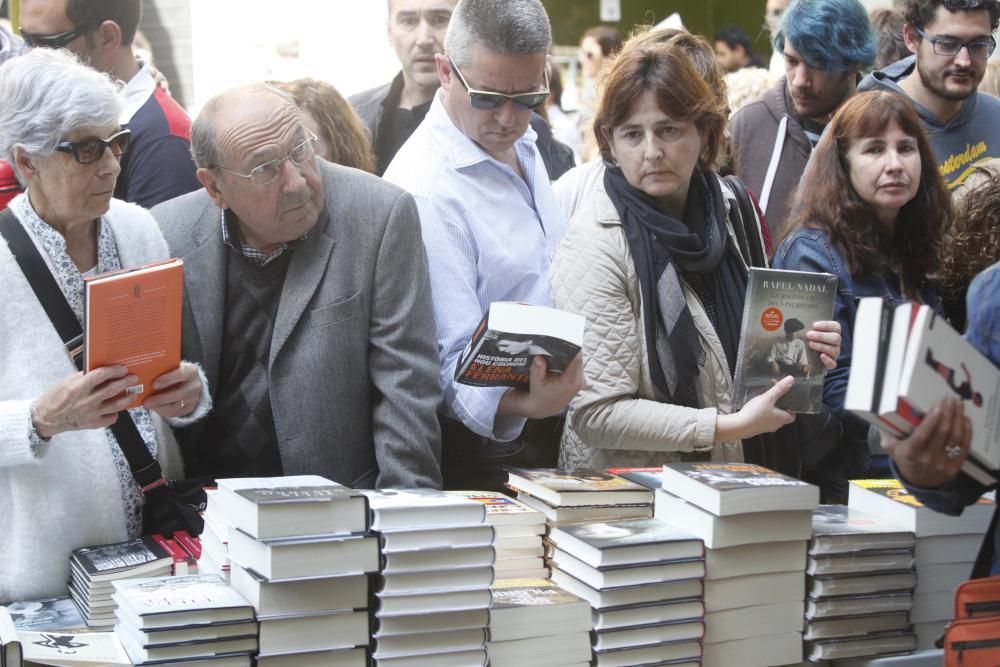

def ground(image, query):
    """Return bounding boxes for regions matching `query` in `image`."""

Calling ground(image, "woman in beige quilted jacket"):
[550,40,842,472]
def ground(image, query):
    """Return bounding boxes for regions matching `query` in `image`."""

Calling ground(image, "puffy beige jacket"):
[550,175,747,470]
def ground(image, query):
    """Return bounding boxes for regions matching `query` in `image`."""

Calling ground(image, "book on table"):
[804,611,911,641]
[703,570,805,612]
[806,550,915,576]
[455,301,584,388]
[592,598,705,631]
[848,478,994,537]
[375,608,489,637]
[84,258,183,408]
[382,545,496,573]
[226,530,379,581]
[807,630,917,661]
[256,609,368,656]
[807,571,917,598]
[546,517,703,568]
[809,504,915,555]
[486,631,592,667]
[514,493,652,525]
[546,546,705,589]
[229,563,368,617]
[506,468,652,507]
[731,267,837,414]
[548,566,702,610]
[256,648,366,667]
[214,475,369,539]
[806,591,914,620]
[444,490,544,526]
[0,607,21,667]
[659,462,819,516]
[703,540,807,580]
[488,579,591,642]
[18,630,130,665]
[359,488,486,530]
[703,600,804,644]
[112,574,254,630]
[4,597,86,633]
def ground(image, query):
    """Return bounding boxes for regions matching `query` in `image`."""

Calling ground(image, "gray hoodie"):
[859,55,1000,190]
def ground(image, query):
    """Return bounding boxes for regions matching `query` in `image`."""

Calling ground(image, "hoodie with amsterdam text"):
[859,55,1000,190]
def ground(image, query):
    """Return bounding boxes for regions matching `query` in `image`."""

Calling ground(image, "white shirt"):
[120,64,157,125]
[553,159,607,222]
[384,92,568,440]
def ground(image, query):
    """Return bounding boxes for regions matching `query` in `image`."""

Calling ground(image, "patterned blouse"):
[11,194,159,538]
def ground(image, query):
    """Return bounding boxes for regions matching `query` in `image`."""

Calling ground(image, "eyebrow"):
[246,128,307,166]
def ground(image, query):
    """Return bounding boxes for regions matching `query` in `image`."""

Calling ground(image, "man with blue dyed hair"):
[859,0,1000,190]
[730,0,875,237]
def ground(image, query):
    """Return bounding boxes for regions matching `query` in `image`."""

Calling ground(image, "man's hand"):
[498,353,585,419]
[145,362,203,419]
[808,320,842,369]
[882,399,971,488]
[33,366,138,438]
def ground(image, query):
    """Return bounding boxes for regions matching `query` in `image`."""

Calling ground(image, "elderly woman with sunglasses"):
[0,49,210,603]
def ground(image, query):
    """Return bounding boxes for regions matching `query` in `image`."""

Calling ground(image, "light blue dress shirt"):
[384,92,568,441]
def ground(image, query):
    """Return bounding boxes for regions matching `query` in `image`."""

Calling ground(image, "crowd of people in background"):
[3,0,1000,603]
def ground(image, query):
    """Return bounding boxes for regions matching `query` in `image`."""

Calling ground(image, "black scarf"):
[605,166,747,408]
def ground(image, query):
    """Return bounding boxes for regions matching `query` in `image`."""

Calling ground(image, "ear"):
[902,23,921,55]
[435,53,451,90]
[95,19,124,52]
[12,146,39,182]
[196,168,227,210]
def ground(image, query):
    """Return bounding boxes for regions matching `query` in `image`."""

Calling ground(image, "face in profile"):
[783,42,855,121]
[607,90,703,216]
[845,119,921,226]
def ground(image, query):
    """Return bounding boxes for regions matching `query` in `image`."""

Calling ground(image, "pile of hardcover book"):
[803,504,918,661]
[200,487,233,582]
[447,491,547,580]
[547,515,706,667]
[365,489,494,667]
[849,478,994,650]
[486,578,592,666]
[506,468,654,526]
[219,475,377,666]
[68,536,174,629]
[655,463,818,666]
[113,573,257,665]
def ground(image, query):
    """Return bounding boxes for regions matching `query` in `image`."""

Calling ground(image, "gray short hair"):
[0,49,122,180]
[191,82,299,169]
[445,0,552,67]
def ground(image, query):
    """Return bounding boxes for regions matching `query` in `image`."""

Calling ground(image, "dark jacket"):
[729,78,814,239]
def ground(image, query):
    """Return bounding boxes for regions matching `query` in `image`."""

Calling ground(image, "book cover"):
[732,268,837,413]
[112,574,252,617]
[360,489,486,531]
[489,579,587,609]
[20,630,130,665]
[605,467,666,491]
[845,298,902,434]
[455,301,584,388]
[507,468,652,508]
[848,478,995,537]
[660,462,819,516]
[809,504,915,555]
[71,537,171,580]
[549,518,703,568]
[444,491,544,526]
[5,597,86,633]
[84,258,183,408]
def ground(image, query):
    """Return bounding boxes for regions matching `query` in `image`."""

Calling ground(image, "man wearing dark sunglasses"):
[20,0,200,208]
[860,0,1000,189]
[384,0,584,493]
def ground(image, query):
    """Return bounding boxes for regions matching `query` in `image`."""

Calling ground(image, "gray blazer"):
[152,160,443,489]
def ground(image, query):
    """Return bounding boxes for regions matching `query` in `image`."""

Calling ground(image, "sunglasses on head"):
[20,23,101,49]
[55,129,132,164]
[448,57,549,111]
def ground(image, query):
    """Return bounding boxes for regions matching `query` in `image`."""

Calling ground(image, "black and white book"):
[360,489,486,531]
[377,566,495,595]
[116,619,258,648]
[382,546,496,574]
[19,630,130,665]
[455,301,584,388]
[547,518,703,568]
[372,627,486,659]
[229,564,368,618]
[5,597,87,633]
[215,476,368,539]
[809,504,915,555]
[732,267,837,413]
[227,531,379,581]
[112,574,254,630]
[592,639,702,667]
[375,608,489,637]
[71,537,173,583]
[118,633,257,664]
[506,468,652,507]
[0,607,22,667]
[488,579,591,642]
[378,525,495,553]
[849,478,994,537]
[375,589,492,617]
[660,462,819,516]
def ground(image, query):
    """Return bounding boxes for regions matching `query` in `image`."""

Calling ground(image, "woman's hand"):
[882,399,970,488]
[717,376,796,442]
[807,320,842,369]
[32,365,138,438]
[144,362,203,419]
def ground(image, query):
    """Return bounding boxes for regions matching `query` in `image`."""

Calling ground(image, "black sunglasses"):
[449,58,549,111]
[20,23,100,49]
[55,129,132,164]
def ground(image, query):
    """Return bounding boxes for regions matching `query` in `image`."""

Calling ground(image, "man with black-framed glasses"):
[384,0,584,493]
[20,0,199,208]
[860,0,1000,189]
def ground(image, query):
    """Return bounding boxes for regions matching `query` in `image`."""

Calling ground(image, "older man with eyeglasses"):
[150,83,443,490]
[384,0,584,493]
[860,0,1000,189]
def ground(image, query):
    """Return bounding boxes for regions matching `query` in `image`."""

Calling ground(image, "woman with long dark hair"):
[774,90,951,500]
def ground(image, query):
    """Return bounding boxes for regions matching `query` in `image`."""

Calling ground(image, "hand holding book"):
[143,361,202,419]
[31,365,140,439]
[717,375,796,443]
[498,353,585,420]
[806,320,843,370]
[881,398,972,488]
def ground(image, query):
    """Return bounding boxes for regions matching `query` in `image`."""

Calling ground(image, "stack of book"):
[219,476,376,666]
[849,478,994,650]
[507,468,653,527]
[804,504,918,662]
[364,489,494,667]
[547,517,706,666]
[113,573,256,665]
[68,536,174,629]
[487,579,592,666]
[199,488,234,582]
[447,491,546,580]
[655,462,818,666]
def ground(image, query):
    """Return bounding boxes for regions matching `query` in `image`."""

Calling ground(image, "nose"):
[954,44,973,67]
[99,144,122,179]
[643,134,663,161]
[414,18,434,46]
[791,64,811,90]
[494,99,517,127]
[885,148,904,172]
[280,156,307,192]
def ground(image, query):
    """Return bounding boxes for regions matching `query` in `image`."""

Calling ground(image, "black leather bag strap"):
[0,208,165,491]
[724,174,769,269]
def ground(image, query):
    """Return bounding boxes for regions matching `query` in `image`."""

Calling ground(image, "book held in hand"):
[455,301,584,388]
[732,268,837,413]
[84,258,183,408]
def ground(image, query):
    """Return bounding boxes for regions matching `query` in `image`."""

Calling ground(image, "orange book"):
[84,258,183,408]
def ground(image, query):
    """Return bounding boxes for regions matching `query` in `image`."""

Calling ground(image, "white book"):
[379,525,495,553]
[361,489,486,531]
[494,567,549,581]
[845,297,900,433]
[0,607,22,667]
[488,580,591,642]
[912,590,954,623]
[806,592,914,620]
[848,479,994,537]
[592,639,701,667]
[20,630,130,665]
[112,575,253,629]
[654,490,812,548]
[227,531,379,580]
[373,627,486,658]
[376,588,492,616]
[704,571,805,612]
[703,631,802,666]
[805,611,911,641]
[592,599,704,631]
[807,550,915,576]
[229,563,368,618]
[492,524,544,539]
[660,463,819,516]
[494,545,543,560]
[494,557,545,572]
[915,534,981,565]
[378,566,495,594]
[549,566,702,610]
[547,546,704,589]
[373,647,487,667]
[487,632,592,667]
[704,540,807,580]
[256,647,367,667]
[546,518,703,568]
[592,620,704,651]
[215,475,368,539]
[118,631,256,664]
[704,600,804,643]
[382,546,495,573]
[809,504,915,555]
[917,562,972,594]
[808,631,917,661]
[506,468,652,507]
[877,302,921,433]
[116,619,258,648]
[808,571,916,598]
[375,608,489,637]
[444,491,545,526]
[258,609,368,655]
[515,493,653,524]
